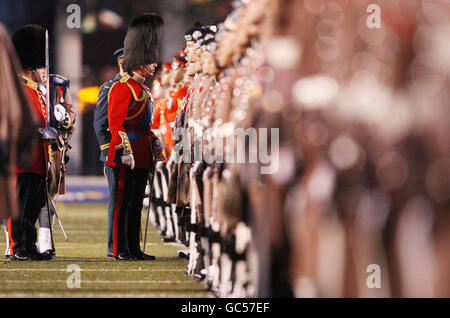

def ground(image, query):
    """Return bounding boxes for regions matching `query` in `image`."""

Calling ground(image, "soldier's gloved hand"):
[121,153,135,169]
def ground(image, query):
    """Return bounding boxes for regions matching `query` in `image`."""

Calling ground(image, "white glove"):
[54,104,66,122]
[121,153,135,169]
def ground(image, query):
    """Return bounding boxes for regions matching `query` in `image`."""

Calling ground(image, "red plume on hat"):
[162,60,172,71]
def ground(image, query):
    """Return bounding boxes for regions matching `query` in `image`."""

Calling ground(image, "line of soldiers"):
[148,0,449,297]
[1,23,75,261]
[146,0,277,297]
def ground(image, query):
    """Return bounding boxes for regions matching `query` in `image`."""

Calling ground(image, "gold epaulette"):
[108,74,147,104]
[20,76,38,91]
[119,74,131,83]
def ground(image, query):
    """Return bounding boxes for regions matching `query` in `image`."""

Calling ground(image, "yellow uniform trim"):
[108,74,150,121]
[115,131,133,155]
[100,143,110,150]
[20,76,38,91]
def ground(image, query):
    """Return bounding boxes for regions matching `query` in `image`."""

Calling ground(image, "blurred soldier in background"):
[252,0,450,297]
[148,0,449,298]
[0,22,39,252]
[6,25,54,261]
[3,24,76,260]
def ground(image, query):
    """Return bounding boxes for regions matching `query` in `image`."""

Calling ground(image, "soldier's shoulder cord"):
[120,73,147,102]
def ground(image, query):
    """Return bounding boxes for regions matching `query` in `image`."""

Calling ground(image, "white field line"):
[0,268,185,272]
[55,230,106,233]
[1,280,197,284]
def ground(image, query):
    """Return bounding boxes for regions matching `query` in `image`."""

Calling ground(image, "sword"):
[43,29,55,252]
[52,129,70,241]
[40,31,58,141]
[45,30,50,127]
[48,193,68,241]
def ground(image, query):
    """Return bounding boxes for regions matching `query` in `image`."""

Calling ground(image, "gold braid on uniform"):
[108,74,150,154]
[116,131,133,155]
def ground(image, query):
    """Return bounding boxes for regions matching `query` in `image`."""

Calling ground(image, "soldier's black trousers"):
[105,166,115,255]
[110,166,149,257]
[8,173,45,255]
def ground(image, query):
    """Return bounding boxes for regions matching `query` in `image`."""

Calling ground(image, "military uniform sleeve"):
[94,81,112,159]
[108,82,133,164]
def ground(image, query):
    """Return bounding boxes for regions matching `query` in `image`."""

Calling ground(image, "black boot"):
[133,250,156,261]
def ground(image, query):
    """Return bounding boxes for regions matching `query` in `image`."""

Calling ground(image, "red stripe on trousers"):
[112,167,126,257]
[8,218,15,256]
[8,175,18,255]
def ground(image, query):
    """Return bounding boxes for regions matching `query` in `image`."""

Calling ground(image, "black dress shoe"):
[29,250,53,261]
[163,236,176,243]
[133,251,156,261]
[9,252,32,261]
[114,253,137,261]
[178,250,189,259]
[42,249,55,259]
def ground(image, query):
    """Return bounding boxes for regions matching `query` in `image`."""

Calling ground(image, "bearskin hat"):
[12,24,46,70]
[123,13,164,72]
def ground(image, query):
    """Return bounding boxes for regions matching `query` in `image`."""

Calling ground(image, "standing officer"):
[107,13,164,260]
[7,25,53,261]
[94,47,125,258]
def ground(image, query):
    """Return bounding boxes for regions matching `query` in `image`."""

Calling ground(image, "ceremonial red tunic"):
[106,75,155,170]
[150,99,162,130]
[166,85,188,123]
[15,80,48,176]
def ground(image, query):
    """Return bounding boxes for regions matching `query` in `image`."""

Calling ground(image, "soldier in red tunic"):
[107,13,164,260]
[7,25,53,261]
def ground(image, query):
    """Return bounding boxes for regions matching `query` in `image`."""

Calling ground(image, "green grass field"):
[0,203,210,298]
